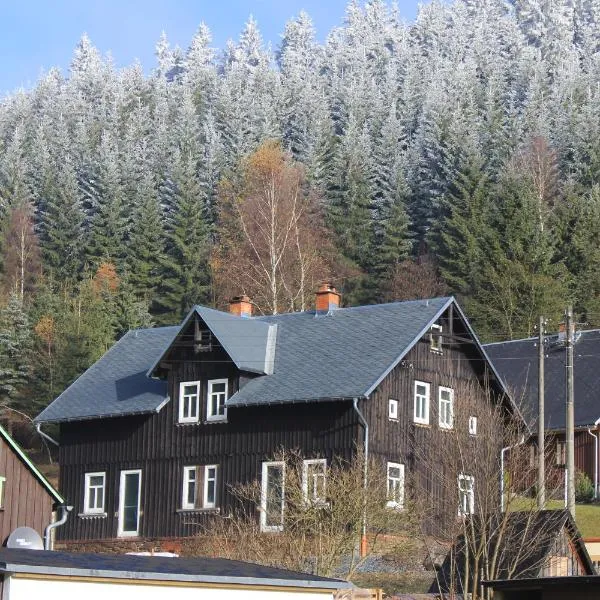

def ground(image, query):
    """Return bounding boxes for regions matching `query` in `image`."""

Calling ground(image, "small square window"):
[389,399,398,420]
[430,324,443,353]
[556,440,566,466]
[468,416,477,436]
[207,379,228,421]
[0,476,6,509]
[387,462,404,509]
[84,472,106,514]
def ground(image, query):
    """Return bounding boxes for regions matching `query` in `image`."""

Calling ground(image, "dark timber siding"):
[0,436,56,543]
[58,397,359,541]
[363,306,502,533]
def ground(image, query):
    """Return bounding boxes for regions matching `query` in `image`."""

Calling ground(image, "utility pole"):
[566,306,576,517]
[538,315,545,509]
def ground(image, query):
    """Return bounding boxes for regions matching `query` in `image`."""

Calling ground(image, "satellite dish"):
[6,527,44,550]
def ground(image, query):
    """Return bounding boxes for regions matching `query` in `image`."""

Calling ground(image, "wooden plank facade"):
[0,432,61,544]
[57,303,505,543]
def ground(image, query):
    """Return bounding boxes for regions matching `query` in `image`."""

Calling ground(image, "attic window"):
[430,324,443,353]
[194,329,213,353]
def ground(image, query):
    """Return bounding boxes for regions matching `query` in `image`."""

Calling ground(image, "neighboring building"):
[0,425,64,546]
[35,288,513,547]
[435,509,595,595]
[485,330,600,497]
[0,547,350,599]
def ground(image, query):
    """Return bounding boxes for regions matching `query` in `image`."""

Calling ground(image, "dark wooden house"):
[485,330,600,499]
[0,425,64,545]
[35,288,513,546]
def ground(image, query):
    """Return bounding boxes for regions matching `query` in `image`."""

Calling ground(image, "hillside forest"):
[1,0,600,422]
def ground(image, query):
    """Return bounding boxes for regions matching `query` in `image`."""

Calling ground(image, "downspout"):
[500,435,525,512]
[36,423,59,447]
[588,428,598,500]
[44,504,73,550]
[353,397,369,558]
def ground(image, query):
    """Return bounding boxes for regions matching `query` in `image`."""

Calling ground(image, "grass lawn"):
[509,496,600,538]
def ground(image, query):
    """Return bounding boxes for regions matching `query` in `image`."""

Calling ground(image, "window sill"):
[439,425,454,431]
[386,502,404,511]
[388,417,399,422]
[413,421,430,428]
[176,507,220,515]
[206,418,227,424]
[78,512,108,519]
[176,421,201,426]
[429,348,443,355]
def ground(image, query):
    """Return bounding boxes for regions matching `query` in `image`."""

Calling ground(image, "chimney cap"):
[230,294,251,303]
[317,281,337,293]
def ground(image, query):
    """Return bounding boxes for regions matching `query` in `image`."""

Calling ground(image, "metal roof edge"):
[0,426,64,504]
[226,395,357,408]
[1,563,350,589]
[363,297,454,398]
[36,404,167,425]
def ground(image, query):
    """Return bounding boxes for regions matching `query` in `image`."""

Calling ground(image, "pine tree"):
[156,151,211,321]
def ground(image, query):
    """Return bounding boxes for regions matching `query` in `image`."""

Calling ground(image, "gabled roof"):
[228,296,487,407]
[0,547,350,590]
[148,305,278,377]
[0,425,64,504]
[435,509,594,593]
[36,296,509,423]
[35,327,179,424]
[484,330,600,430]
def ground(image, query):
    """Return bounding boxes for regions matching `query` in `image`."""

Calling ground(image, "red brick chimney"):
[315,282,341,314]
[229,295,252,318]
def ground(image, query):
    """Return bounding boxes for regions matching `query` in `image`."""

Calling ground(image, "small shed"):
[0,425,64,544]
[484,574,600,599]
[0,547,351,599]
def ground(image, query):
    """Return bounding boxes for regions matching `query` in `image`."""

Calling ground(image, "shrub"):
[575,471,594,503]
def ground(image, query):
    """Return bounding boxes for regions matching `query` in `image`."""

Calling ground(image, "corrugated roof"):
[35,327,179,424]
[485,331,600,430]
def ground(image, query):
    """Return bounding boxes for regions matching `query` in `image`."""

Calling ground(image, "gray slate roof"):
[228,297,453,406]
[35,326,179,423]
[37,296,491,422]
[485,330,600,430]
[0,547,349,589]
[148,305,277,376]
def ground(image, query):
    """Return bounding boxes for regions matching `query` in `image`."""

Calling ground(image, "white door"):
[118,469,141,537]
[260,461,285,532]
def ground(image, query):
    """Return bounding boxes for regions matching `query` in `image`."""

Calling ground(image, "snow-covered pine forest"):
[1,0,600,419]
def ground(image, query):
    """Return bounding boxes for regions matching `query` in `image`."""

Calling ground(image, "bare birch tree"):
[213,141,332,314]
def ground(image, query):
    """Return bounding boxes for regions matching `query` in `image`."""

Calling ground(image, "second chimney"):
[229,295,252,318]
[315,282,340,314]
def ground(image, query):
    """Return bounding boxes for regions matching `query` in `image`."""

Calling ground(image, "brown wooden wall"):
[0,436,56,544]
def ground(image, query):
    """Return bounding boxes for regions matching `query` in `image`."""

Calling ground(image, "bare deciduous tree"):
[413,381,567,599]
[213,141,332,314]
[189,449,417,578]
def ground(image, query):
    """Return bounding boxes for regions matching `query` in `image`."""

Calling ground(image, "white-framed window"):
[84,472,106,514]
[182,465,218,509]
[261,461,285,532]
[414,381,430,425]
[458,474,475,516]
[556,440,566,465]
[388,398,399,420]
[179,381,200,423]
[387,462,405,509]
[439,387,454,429]
[204,465,218,508]
[469,416,478,436]
[303,459,327,504]
[430,323,443,353]
[207,378,228,421]
[0,476,5,509]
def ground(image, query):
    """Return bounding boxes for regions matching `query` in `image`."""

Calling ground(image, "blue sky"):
[1,1,421,95]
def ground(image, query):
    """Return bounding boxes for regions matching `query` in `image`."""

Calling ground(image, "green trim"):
[0,425,64,504]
